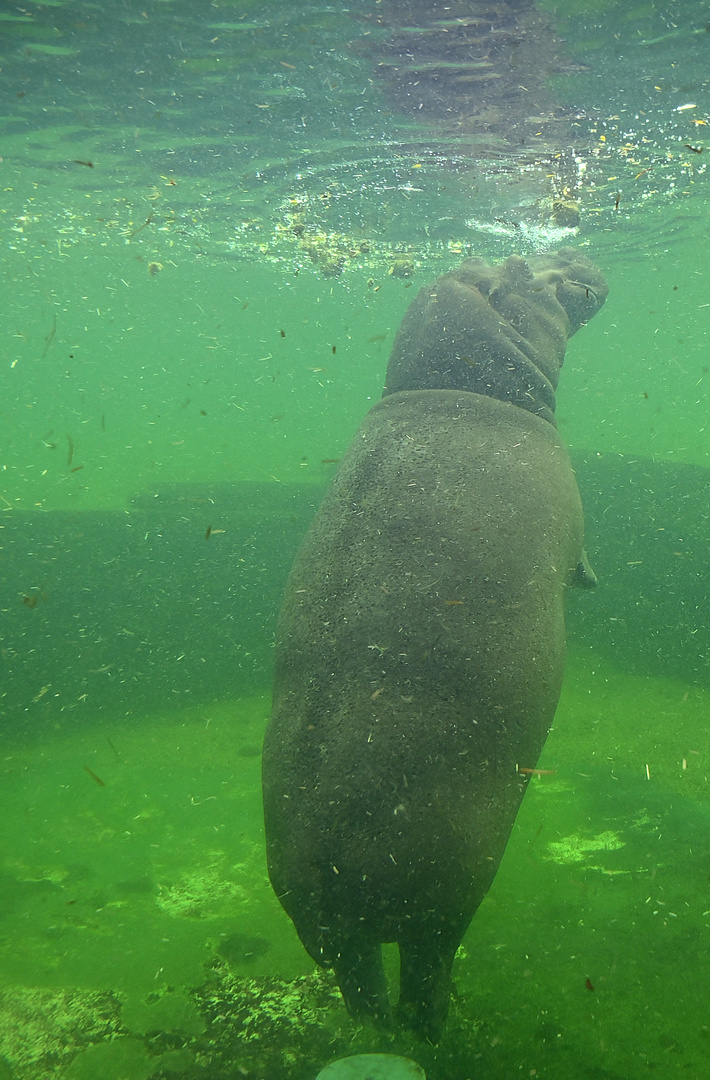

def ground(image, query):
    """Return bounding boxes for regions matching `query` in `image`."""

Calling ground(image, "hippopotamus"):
[262,248,608,1041]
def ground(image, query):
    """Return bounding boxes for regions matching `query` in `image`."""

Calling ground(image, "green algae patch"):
[0,987,121,1079]
[545,830,626,865]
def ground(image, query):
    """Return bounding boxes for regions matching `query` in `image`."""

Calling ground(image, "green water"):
[3,654,709,1078]
[3,0,710,1077]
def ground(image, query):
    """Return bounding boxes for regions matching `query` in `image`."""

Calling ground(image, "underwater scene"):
[2,0,710,1077]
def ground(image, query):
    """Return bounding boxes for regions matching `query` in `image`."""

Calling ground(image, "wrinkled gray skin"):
[262,249,608,1042]
[383,247,609,425]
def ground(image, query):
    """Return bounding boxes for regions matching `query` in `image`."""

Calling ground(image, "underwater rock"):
[218,932,271,967]
[121,988,206,1037]
[315,1053,425,1079]
[263,249,607,1041]
[63,1036,152,1080]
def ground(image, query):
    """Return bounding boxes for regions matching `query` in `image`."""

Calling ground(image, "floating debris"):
[82,766,105,787]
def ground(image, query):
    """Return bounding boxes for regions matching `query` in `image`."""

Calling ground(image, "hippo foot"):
[333,943,394,1031]
[394,938,457,1044]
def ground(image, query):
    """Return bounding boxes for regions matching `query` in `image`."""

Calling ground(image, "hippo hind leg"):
[332,939,393,1029]
[395,933,459,1043]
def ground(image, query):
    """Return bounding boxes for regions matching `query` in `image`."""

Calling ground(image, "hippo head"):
[383,248,608,425]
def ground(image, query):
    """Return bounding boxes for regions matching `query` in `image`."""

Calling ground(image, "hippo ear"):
[572,548,598,588]
[498,254,533,292]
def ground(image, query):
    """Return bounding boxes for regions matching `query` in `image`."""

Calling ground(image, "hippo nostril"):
[566,279,599,305]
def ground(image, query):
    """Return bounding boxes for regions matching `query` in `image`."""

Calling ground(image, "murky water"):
[2,1,710,1078]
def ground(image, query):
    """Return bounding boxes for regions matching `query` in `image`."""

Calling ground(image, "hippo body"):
[262,250,607,1041]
